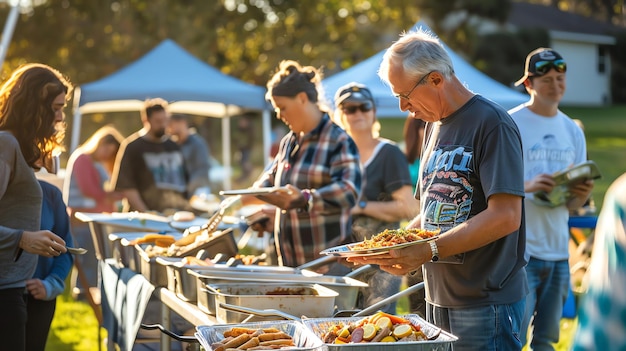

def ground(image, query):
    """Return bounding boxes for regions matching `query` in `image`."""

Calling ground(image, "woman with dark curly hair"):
[0,63,73,350]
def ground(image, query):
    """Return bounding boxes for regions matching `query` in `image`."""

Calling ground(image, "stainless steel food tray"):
[156,257,299,302]
[302,314,457,351]
[195,320,325,351]
[206,282,338,323]
[188,268,368,311]
[136,228,237,287]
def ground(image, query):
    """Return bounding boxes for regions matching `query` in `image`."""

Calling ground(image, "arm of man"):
[121,188,148,212]
[347,193,522,275]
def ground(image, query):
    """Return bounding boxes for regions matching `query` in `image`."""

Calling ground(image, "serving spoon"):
[66,247,88,255]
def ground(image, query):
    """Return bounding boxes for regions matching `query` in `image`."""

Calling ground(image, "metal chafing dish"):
[135,227,238,287]
[108,232,184,272]
[302,314,458,351]
[205,282,338,324]
[156,257,296,302]
[188,267,368,311]
[195,320,325,351]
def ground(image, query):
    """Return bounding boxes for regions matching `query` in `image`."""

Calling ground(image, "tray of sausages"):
[195,320,325,351]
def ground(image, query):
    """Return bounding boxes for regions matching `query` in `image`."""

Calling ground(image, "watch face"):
[359,200,367,209]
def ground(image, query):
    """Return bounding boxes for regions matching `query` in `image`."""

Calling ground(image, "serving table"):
[100,258,217,351]
[155,288,217,351]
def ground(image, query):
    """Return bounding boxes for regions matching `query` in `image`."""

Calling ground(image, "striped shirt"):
[256,114,361,266]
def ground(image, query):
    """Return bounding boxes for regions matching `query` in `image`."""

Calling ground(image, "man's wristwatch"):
[358,200,367,209]
[429,240,439,262]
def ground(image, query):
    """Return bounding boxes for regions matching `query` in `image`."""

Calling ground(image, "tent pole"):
[262,109,271,166]
[0,2,19,69]
[221,111,232,190]
[70,87,83,152]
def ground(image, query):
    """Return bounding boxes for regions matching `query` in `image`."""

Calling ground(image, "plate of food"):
[320,228,441,257]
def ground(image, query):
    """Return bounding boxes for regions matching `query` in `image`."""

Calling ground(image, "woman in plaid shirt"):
[247,60,362,267]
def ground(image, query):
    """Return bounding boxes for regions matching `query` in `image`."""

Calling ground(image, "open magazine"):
[533,160,602,207]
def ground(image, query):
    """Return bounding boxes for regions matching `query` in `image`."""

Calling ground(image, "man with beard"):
[110,98,192,213]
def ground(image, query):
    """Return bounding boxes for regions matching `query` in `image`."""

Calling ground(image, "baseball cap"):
[334,82,375,107]
[514,48,566,86]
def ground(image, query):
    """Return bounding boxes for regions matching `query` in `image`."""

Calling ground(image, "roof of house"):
[508,1,625,36]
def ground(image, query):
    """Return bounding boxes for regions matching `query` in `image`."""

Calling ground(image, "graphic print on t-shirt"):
[421,145,473,233]
[143,151,186,192]
[526,133,575,178]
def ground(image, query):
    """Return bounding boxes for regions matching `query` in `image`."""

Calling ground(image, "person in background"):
[334,82,418,314]
[25,179,74,351]
[0,63,71,351]
[110,98,193,214]
[572,172,626,351]
[402,114,427,317]
[403,116,426,189]
[243,60,362,268]
[347,30,528,351]
[63,125,124,298]
[235,114,255,183]
[508,48,593,351]
[168,114,212,197]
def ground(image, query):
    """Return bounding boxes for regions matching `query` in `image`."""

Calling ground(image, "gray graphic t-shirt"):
[419,96,528,308]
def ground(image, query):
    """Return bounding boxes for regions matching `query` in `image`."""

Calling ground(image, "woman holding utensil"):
[241,60,362,268]
[24,179,75,351]
[0,63,72,351]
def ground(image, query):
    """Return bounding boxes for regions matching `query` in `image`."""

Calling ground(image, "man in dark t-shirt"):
[110,98,191,213]
[348,30,528,351]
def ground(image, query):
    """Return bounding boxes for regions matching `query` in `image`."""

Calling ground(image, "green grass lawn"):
[46,291,103,350]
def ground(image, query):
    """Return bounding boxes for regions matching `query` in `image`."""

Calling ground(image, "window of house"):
[598,46,606,74]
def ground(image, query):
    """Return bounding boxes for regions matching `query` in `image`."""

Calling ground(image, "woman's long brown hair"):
[0,63,72,167]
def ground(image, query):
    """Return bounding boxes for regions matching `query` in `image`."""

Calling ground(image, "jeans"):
[521,257,570,351]
[427,298,525,351]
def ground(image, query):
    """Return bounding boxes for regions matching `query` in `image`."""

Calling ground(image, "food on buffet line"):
[172,210,196,222]
[210,327,295,351]
[128,233,176,247]
[180,256,214,266]
[351,228,440,251]
[321,311,428,344]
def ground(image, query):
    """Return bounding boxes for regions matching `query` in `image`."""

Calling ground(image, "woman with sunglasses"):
[334,82,419,313]
[243,60,362,269]
[509,48,594,350]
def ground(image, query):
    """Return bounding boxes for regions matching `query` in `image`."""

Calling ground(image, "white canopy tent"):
[322,21,528,116]
[71,39,271,190]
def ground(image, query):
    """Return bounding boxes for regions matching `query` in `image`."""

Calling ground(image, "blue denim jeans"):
[521,258,570,351]
[426,298,525,351]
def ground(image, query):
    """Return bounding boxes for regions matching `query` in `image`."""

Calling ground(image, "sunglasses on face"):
[533,59,567,76]
[341,102,373,114]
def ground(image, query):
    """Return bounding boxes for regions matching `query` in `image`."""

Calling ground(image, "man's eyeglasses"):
[533,59,567,76]
[341,101,373,114]
[394,71,434,100]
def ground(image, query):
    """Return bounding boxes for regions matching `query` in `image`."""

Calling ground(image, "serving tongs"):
[173,195,241,247]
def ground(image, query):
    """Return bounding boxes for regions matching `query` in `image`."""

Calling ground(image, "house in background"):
[506,1,623,106]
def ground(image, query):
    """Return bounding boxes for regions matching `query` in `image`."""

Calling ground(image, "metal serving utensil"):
[67,247,88,255]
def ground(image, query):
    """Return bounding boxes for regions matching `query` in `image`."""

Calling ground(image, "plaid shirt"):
[256,114,361,266]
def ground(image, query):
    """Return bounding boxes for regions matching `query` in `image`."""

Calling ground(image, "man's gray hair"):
[378,29,454,84]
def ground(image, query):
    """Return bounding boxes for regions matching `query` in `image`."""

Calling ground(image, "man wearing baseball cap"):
[508,48,594,350]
